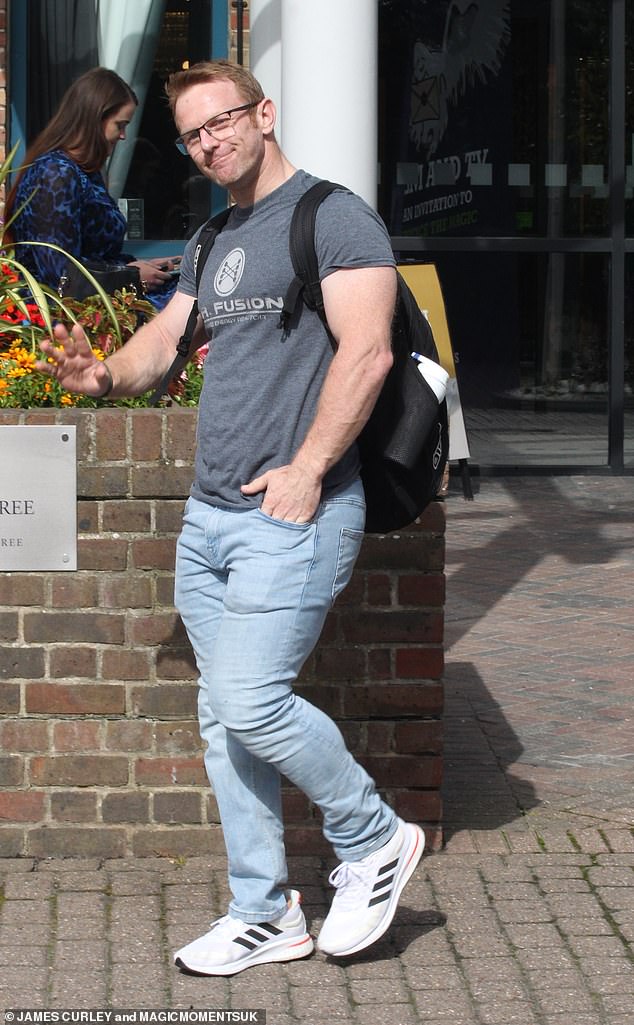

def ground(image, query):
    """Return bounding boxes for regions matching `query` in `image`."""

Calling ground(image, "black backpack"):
[150,180,449,533]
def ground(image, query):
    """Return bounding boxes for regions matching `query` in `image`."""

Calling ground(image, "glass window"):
[625,0,634,235]
[625,256,634,468]
[120,2,217,241]
[424,251,609,466]
[379,0,611,239]
[19,0,224,246]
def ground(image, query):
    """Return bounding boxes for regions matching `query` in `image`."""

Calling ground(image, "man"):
[37,60,425,976]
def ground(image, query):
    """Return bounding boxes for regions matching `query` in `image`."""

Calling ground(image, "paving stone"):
[0,925,49,947]
[411,988,475,1020]
[109,871,162,895]
[533,989,598,1013]
[353,1007,420,1025]
[0,965,49,1001]
[109,962,170,1006]
[468,979,529,1002]
[492,898,554,923]
[54,870,109,891]
[53,940,107,968]
[170,971,228,1005]
[565,933,630,958]
[49,982,108,1006]
[0,945,49,967]
[2,875,55,899]
[401,965,465,990]
[0,861,35,877]
[554,915,616,936]
[37,858,103,872]
[575,955,634,977]
[0,899,51,925]
[289,983,352,1017]
[596,993,634,1016]
[56,916,106,941]
[475,1001,541,1024]
[55,891,107,916]
[612,910,634,940]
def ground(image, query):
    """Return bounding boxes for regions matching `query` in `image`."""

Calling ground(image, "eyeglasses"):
[174,101,259,155]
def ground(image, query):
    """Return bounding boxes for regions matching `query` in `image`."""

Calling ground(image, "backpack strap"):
[279,180,349,336]
[148,206,232,406]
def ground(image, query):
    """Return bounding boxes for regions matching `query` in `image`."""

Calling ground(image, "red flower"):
[0,263,20,284]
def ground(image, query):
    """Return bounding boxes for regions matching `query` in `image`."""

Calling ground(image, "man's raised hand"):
[36,322,112,398]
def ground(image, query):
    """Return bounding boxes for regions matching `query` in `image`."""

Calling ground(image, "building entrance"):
[378,0,633,471]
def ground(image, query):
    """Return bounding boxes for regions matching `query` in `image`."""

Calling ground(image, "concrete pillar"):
[282,0,378,206]
[249,0,283,137]
[250,0,378,208]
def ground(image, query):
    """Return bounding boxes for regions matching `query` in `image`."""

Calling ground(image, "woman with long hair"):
[5,67,177,301]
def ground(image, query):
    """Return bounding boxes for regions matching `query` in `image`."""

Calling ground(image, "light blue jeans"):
[174,479,397,923]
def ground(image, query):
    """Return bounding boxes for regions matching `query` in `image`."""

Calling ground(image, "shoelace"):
[328,860,374,909]
[206,914,238,937]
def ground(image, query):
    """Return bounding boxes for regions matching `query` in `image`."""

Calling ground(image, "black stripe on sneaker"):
[372,873,395,893]
[260,923,284,936]
[233,923,283,951]
[368,889,392,907]
[367,856,400,907]
[380,857,399,875]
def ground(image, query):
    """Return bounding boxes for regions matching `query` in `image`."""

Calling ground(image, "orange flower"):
[13,348,36,370]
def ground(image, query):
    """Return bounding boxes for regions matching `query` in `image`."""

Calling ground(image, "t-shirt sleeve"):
[314,191,396,281]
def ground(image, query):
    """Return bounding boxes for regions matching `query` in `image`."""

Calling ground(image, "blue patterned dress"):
[12,150,129,286]
[11,149,174,310]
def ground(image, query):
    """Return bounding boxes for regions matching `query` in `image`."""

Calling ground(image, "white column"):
[280,0,378,208]
[249,0,283,141]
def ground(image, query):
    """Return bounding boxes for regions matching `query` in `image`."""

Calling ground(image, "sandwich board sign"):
[397,263,470,463]
[0,426,77,571]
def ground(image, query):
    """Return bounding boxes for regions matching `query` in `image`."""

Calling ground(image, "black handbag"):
[58,259,141,300]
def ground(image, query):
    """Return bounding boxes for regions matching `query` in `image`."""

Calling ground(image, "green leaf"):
[1,255,56,336]
[12,242,123,344]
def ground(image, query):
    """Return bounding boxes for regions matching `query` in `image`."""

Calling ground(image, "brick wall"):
[0,408,445,859]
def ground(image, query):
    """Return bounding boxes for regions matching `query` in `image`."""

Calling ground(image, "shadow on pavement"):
[442,474,634,841]
[442,661,540,841]
[445,475,632,651]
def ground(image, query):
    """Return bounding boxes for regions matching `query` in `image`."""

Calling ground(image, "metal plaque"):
[0,426,77,571]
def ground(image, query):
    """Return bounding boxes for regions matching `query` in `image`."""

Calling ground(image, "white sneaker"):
[174,889,314,976]
[317,819,425,957]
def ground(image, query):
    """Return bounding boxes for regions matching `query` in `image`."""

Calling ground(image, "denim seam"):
[274,517,319,682]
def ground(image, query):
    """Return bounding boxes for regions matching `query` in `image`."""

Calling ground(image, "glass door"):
[379,0,631,471]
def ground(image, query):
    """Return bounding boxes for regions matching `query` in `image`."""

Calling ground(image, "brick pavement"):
[1,475,633,1023]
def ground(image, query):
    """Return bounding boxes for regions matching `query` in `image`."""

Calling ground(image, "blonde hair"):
[166,60,264,115]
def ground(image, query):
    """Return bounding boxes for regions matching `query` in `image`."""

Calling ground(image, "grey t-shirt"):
[177,170,396,511]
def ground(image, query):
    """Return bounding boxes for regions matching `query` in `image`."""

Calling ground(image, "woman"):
[5,67,178,305]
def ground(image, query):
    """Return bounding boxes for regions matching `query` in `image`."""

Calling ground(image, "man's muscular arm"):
[241,264,397,522]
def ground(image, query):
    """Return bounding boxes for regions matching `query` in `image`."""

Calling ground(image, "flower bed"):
[0,143,204,410]
[0,265,205,409]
